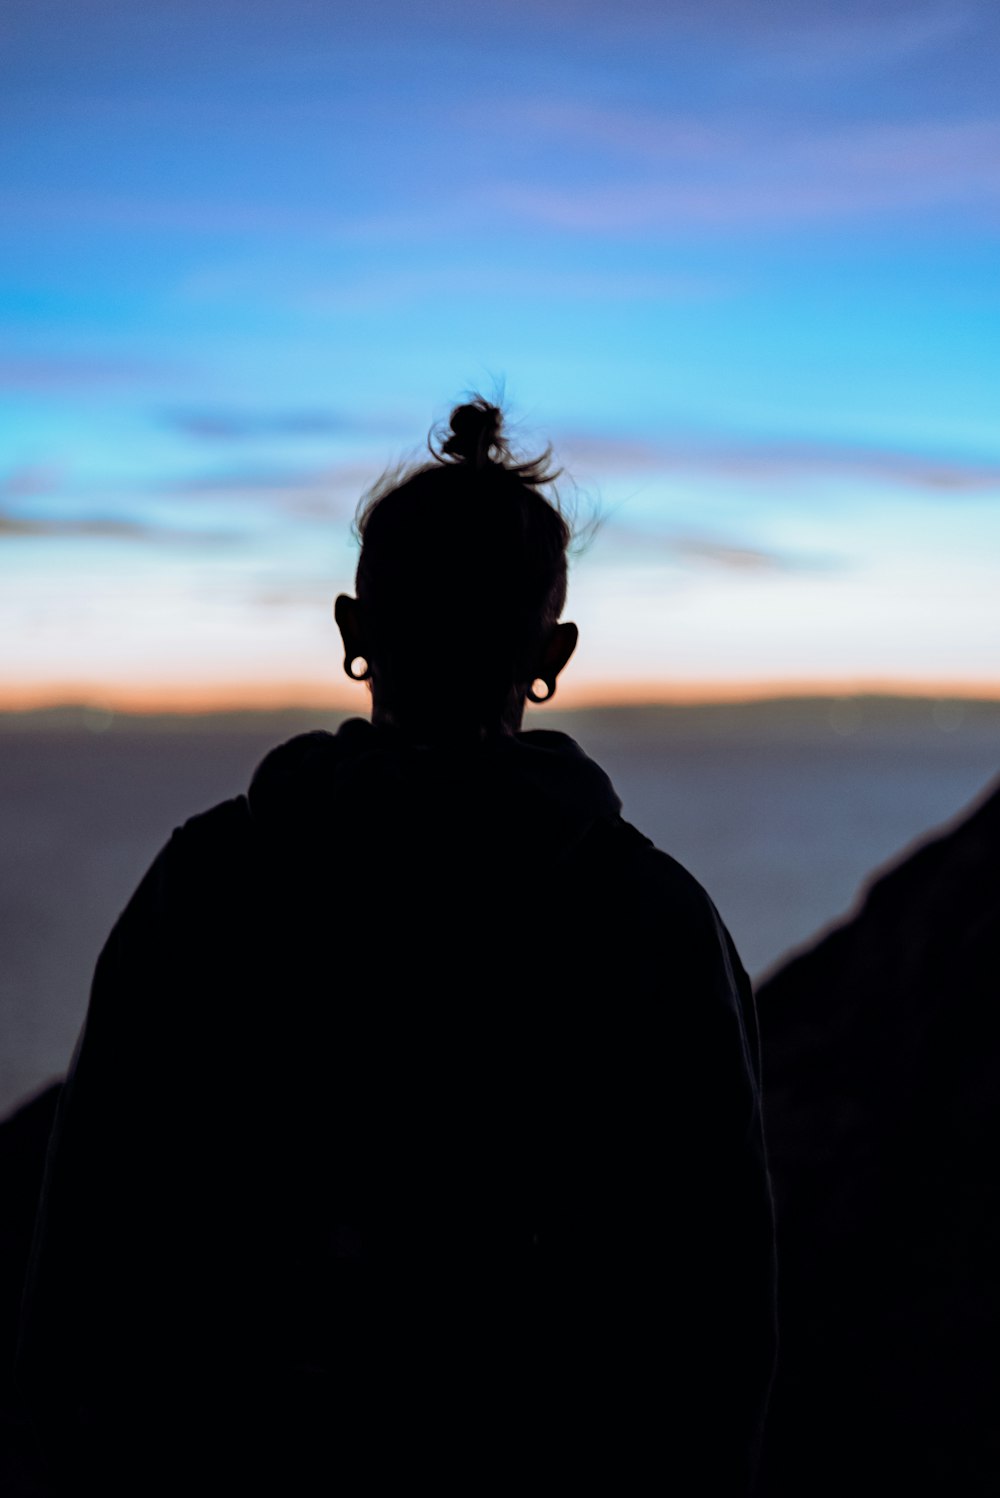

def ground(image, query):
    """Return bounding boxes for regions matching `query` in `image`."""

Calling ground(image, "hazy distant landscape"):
[2,696,998,1117]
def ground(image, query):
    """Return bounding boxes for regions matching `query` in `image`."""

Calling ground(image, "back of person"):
[17,401,775,1494]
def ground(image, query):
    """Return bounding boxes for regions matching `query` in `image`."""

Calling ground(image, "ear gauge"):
[527,677,555,704]
[344,655,371,682]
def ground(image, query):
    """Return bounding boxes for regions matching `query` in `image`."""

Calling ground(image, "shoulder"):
[248,730,339,800]
[583,813,755,1037]
[246,723,384,831]
[101,797,254,953]
[586,813,728,935]
[164,795,254,878]
[174,793,253,845]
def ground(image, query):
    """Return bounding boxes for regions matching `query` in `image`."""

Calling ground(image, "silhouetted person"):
[17,399,776,1494]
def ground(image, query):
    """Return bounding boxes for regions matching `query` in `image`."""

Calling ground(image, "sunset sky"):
[2,0,999,709]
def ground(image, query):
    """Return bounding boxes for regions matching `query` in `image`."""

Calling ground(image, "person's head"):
[335,397,577,738]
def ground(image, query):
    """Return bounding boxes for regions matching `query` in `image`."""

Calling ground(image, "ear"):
[334,594,369,668]
[537,620,578,684]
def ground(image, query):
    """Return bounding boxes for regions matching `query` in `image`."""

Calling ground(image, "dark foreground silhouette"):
[5,722,775,1494]
[756,775,1000,1497]
[5,398,776,1493]
[6,763,997,1491]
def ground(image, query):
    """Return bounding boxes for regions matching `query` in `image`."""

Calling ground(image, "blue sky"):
[2,0,999,706]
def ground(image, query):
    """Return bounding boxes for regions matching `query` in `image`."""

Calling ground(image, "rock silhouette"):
[0,1082,60,1496]
[0,1085,60,1380]
[756,775,1000,1497]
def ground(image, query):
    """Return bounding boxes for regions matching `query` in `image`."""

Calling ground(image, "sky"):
[2,0,999,710]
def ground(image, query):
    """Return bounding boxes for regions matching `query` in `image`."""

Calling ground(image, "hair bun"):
[440,399,505,468]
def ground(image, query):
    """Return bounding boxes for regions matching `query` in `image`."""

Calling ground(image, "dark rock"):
[0,1082,62,1497]
[756,776,1000,1497]
[0,1082,62,1382]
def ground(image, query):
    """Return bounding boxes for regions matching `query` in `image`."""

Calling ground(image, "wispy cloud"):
[555,430,1000,494]
[692,0,986,75]
[15,105,997,248]
[141,461,388,534]
[161,461,374,510]
[499,0,986,64]
[0,510,235,544]
[164,409,357,441]
[669,536,795,572]
[557,434,683,476]
[0,356,177,391]
[164,466,332,494]
[0,466,64,499]
[1,190,348,238]
[484,109,1000,231]
[597,518,833,574]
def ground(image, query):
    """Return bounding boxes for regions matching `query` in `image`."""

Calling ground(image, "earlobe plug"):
[527,678,555,704]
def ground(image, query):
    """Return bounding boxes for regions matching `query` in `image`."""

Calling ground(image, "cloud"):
[861,455,1000,493]
[669,536,793,572]
[0,466,64,499]
[2,189,347,238]
[554,430,1000,494]
[0,510,235,544]
[483,110,1000,231]
[596,516,837,573]
[498,0,985,60]
[161,461,374,511]
[247,580,337,610]
[557,434,685,476]
[164,409,361,441]
[691,0,987,75]
[164,466,330,495]
[0,357,176,391]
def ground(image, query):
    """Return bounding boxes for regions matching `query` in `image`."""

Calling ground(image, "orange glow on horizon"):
[1,674,998,716]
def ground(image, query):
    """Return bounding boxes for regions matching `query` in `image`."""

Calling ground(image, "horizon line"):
[2,676,999,717]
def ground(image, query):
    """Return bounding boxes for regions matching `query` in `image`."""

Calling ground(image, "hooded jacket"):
[18,721,776,1493]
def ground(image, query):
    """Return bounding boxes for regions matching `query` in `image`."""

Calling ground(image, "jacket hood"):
[248,718,622,868]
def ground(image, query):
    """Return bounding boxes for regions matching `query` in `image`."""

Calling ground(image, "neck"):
[370,689,526,742]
